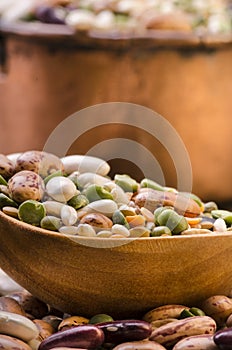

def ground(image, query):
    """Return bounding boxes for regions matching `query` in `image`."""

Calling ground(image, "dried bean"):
[0,310,39,342]
[150,316,216,347]
[96,320,152,344]
[173,334,218,350]
[18,200,46,226]
[0,154,15,179]
[213,327,232,349]
[226,314,232,327]
[201,295,232,326]
[8,170,45,203]
[34,319,54,341]
[0,334,32,350]
[6,290,49,319]
[113,340,166,350]
[58,316,89,331]
[0,296,26,316]
[38,325,105,350]
[46,176,77,202]
[89,313,113,324]
[143,305,189,322]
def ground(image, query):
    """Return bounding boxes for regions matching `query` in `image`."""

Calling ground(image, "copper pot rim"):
[1,20,232,49]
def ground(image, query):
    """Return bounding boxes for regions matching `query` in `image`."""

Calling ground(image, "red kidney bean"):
[38,325,104,350]
[96,320,152,344]
[213,327,232,349]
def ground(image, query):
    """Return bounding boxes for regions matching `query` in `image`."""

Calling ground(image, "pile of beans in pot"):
[0,269,232,349]
[0,150,231,238]
[0,0,232,35]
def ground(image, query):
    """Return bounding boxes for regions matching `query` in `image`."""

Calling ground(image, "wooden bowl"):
[1,210,232,318]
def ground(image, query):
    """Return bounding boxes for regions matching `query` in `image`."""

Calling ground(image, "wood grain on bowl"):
[0,210,232,318]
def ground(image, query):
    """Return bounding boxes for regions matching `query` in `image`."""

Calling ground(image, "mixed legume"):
[0,150,232,238]
[0,0,232,35]
[0,269,232,349]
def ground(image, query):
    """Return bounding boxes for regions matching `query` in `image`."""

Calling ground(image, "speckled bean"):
[34,319,54,341]
[173,334,218,350]
[15,151,64,178]
[150,316,216,348]
[0,310,39,342]
[0,334,32,350]
[0,296,26,316]
[8,170,45,203]
[1,150,231,239]
[143,305,188,323]
[113,340,166,350]
[80,213,113,229]
[47,348,87,350]
[0,154,15,179]
[201,295,232,326]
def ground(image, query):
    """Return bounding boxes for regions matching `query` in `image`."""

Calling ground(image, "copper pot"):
[0,22,231,202]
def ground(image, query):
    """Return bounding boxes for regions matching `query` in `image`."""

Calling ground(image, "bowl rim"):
[1,209,231,244]
[1,20,232,49]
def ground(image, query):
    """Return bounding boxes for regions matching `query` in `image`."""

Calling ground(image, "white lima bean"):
[86,199,118,217]
[65,9,96,30]
[111,224,130,237]
[59,226,80,235]
[77,172,110,188]
[111,185,130,205]
[46,177,77,202]
[97,230,112,238]
[76,224,97,237]
[94,10,115,30]
[61,155,110,176]
[43,201,64,217]
[61,205,78,226]
[213,218,227,232]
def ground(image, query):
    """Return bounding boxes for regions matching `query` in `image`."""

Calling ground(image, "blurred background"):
[0,0,231,207]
